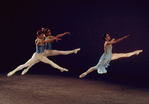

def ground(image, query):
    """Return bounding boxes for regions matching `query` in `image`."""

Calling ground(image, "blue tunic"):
[35,37,45,53]
[94,45,112,74]
[45,37,53,50]
[36,45,45,53]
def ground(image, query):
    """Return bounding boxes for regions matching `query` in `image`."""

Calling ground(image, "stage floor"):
[0,74,149,104]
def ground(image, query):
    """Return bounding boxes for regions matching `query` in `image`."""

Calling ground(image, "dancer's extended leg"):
[111,50,143,60]
[21,57,67,75]
[79,67,96,78]
[40,56,68,72]
[44,48,80,57]
[7,53,37,77]
[21,60,39,75]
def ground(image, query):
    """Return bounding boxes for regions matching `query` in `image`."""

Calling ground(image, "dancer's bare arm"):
[111,38,115,42]
[42,37,60,43]
[56,32,70,38]
[107,35,129,45]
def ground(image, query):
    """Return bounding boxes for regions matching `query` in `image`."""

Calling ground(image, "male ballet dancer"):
[7,30,68,77]
[21,28,80,75]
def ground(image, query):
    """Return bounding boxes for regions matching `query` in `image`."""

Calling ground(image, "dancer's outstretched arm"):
[42,37,60,43]
[55,32,70,39]
[107,35,129,45]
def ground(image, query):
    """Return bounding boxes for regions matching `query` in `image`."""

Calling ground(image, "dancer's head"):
[44,28,51,36]
[37,30,45,39]
[102,34,110,41]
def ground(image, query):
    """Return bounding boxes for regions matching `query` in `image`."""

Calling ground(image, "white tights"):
[21,49,79,75]
[44,49,77,57]
[10,52,66,74]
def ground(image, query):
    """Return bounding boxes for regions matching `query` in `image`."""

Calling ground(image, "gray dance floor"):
[0,74,149,104]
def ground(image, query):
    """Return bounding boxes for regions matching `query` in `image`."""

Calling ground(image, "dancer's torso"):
[45,36,54,50]
[35,37,45,53]
[104,44,112,55]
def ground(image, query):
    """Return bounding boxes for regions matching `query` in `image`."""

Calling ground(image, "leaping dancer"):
[21,28,80,75]
[79,34,143,78]
[43,28,80,57]
[7,30,68,77]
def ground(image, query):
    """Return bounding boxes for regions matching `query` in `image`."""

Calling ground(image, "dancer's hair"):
[36,30,44,36]
[102,34,107,41]
[44,28,50,34]
[41,27,45,32]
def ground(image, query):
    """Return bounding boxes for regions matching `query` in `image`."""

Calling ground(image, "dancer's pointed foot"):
[79,72,87,78]
[135,50,143,55]
[21,69,28,75]
[7,71,15,77]
[74,48,81,54]
[60,68,68,72]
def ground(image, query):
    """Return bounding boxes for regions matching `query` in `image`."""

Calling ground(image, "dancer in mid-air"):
[79,34,143,78]
[21,28,80,75]
[7,30,68,77]
[44,28,80,57]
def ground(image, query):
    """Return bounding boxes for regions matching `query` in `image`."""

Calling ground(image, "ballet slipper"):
[79,72,87,78]
[60,68,68,72]
[135,50,143,55]
[7,71,16,77]
[21,69,28,75]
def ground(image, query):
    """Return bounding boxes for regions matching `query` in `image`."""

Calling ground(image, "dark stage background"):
[0,0,149,80]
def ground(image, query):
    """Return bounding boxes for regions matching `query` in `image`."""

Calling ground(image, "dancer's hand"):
[124,35,130,38]
[55,37,61,42]
[65,32,70,35]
